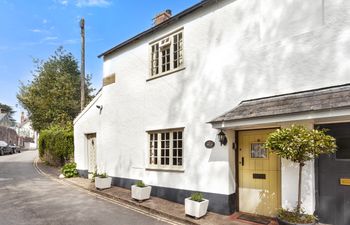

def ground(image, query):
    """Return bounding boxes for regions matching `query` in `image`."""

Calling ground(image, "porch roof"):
[210,84,350,124]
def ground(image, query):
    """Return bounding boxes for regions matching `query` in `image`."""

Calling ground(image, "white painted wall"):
[74,0,350,212]
[74,92,102,171]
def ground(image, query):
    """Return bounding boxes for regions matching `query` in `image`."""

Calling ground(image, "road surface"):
[0,150,171,225]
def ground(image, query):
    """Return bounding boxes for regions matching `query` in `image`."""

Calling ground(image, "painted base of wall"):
[76,170,236,215]
[77,169,88,178]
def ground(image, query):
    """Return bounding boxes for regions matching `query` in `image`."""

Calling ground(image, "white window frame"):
[147,128,184,171]
[149,28,184,79]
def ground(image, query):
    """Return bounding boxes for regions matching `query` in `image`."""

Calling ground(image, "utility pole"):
[80,17,85,111]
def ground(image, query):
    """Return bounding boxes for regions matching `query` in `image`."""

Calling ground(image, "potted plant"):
[264,125,336,225]
[94,173,112,190]
[185,192,209,219]
[131,181,152,201]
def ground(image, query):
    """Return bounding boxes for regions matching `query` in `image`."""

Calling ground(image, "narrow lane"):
[0,150,169,225]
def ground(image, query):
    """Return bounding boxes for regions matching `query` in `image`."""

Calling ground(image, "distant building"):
[16,112,37,149]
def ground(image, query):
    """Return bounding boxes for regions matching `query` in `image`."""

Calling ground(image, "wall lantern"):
[217,129,227,146]
[96,105,103,114]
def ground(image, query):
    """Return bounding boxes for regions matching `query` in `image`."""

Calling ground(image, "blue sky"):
[0,0,199,121]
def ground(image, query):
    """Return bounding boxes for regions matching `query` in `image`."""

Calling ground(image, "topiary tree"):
[264,125,336,214]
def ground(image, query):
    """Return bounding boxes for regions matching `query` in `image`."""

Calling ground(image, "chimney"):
[153,9,172,26]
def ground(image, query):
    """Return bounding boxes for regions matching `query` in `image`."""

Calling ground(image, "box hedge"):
[38,125,74,166]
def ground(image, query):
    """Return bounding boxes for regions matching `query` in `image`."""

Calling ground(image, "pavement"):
[35,152,277,225]
[0,150,175,225]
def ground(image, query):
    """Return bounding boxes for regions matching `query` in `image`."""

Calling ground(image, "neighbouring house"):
[16,112,38,149]
[74,1,350,224]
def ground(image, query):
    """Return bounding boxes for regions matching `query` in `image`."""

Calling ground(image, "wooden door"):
[87,133,97,179]
[238,129,280,217]
[316,123,350,225]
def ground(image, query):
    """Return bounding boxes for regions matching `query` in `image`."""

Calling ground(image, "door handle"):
[241,157,244,166]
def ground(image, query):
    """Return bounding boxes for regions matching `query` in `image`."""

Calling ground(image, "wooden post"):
[80,18,85,111]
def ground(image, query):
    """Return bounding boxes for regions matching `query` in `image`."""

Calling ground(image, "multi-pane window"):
[150,30,184,77]
[148,129,183,169]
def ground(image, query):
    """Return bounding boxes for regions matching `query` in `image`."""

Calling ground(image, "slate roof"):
[211,84,350,123]
[98,0,214,58]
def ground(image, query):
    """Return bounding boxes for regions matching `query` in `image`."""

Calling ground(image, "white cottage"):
[74,0,350,224]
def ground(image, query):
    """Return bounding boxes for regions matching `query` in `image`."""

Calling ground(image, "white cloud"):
[76,0,111,7]
[30,29,42,33]
[42,19,48,24]
[42,36,58,41]
[56,0,69,5]
[64,39,79,45]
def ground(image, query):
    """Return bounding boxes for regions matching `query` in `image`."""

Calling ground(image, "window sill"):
[146,67,185,82]
[146,167,185,173]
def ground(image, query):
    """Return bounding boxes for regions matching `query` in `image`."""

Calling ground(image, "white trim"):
[149,29,184,78]
[147,128,184,171]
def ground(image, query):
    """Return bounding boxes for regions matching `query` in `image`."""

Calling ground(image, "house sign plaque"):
[205,140,215,149]
[340,178,350,186]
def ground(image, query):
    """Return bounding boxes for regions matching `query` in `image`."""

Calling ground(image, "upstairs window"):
[150,30,184,78]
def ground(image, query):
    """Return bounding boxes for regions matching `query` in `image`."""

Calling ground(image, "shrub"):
[61,162,78,178]
[96,173,107,178]
[91,172,108,182]
[38,125,74,166]
[190,192,204,202]
[135,180,146,188]
[265,125,336,219]
[277,208,317,224]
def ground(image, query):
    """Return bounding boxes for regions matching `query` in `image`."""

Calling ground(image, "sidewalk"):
[36,160,276,225]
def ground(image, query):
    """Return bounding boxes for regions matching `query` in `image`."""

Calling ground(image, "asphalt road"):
[0,150,170,225]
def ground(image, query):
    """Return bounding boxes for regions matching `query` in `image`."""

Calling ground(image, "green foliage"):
[91,172,108,182]
[277,208,317,224]
[38,125,74,166]
[61,162,78,178]
[265,125,337,215]
[17,47,94,131]
[96,173,108,178]
[0,103,16,124]
[135,180,146,188]
[264,125,337,164]
[190,192,204,202]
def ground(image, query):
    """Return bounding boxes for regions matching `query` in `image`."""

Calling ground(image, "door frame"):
[234,127,281,214]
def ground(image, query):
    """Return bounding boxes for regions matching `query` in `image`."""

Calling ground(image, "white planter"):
[185,197,209,219]
[131,185,152,201]
[95,177,112,190]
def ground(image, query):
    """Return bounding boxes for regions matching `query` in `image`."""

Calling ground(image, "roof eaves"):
[98,0,213,58]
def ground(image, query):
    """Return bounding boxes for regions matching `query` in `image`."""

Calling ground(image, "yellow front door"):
[238,129,281,217]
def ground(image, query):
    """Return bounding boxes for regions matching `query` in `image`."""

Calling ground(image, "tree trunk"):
[297,162,304,213]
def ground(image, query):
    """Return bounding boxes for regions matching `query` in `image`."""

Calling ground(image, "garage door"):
[316,123,350,225]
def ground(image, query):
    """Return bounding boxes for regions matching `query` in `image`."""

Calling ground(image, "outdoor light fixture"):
[96,105,103,114]
[217,129,227,146]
